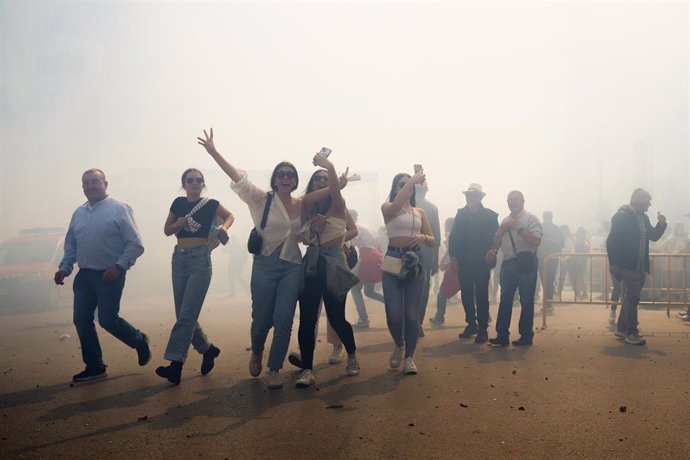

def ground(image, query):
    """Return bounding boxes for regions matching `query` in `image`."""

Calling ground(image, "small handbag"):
[247,192,273,254]
[381,254,403,276]
[345,244,358,269]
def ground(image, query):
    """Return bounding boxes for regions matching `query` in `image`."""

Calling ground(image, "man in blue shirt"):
[55,168,150,382]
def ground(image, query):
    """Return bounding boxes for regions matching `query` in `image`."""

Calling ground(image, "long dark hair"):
[306,169,332,214]
[388,173,415,207]
[270,161,299,192]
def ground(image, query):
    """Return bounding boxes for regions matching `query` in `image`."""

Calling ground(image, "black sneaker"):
[488,337,509,347]
[475,330,489,344]
[458,327,479,339]
[511,337,533,346]
[201,345,221,375]
[137,332,151,366]
[72,365,107,383]
[428,317,444,326]
[155,361,183,385]
[288,351,304,369]
[418,325,425,338]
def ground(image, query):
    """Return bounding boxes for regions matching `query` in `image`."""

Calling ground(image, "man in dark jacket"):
[606,188,666,345]
[447,183,499,344]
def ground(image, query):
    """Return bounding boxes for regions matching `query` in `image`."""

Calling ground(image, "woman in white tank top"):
[381,171,436,375]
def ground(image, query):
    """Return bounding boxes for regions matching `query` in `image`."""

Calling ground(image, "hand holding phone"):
[413,164,423,174]
[318,147,332,159]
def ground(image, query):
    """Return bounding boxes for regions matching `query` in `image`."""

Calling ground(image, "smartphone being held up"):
[413,164,423,174]
[318,147,332,159]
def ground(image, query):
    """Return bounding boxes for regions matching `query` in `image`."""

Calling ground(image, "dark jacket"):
[448,204,499,267]
[606,205,666,273]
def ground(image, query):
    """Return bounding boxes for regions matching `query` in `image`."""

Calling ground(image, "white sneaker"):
[249,352,262,377]
[346,354,360,376]
[328,345,344,364]
[403,357,418,375]
[267,369,283,389]
[295,369,316,388]
[624,334,646,346]
[613,330,625,340]
[389,345,403,369]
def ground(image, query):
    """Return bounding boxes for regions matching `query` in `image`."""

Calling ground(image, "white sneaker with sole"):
[346,354,360,376]
[295,369,316,388]
[267,369,283,389]
[403,357,418,375]
[249,352,263,377]
[328,345,344,364]
[389,345,403,369]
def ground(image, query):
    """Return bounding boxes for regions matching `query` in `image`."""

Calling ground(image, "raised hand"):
[312,152,333,169]
[338,167,350,189]
[197,128,218,155]
[657,212,666,225]
[410,172,426,185]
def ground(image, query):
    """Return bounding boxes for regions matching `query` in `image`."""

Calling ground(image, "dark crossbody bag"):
[508,228,538,274]
[247,192,273,254]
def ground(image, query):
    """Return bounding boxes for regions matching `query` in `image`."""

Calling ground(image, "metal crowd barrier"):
[539,252,690,327]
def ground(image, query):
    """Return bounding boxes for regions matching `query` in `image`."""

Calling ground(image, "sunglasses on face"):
[276,171,296,180]
[185,177,204,184]
[313,175,328,183]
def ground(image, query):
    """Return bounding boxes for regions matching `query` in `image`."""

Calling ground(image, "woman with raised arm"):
[198,128,306,390]
[381,171,435,375]
[291,154,360,388]
[156,168,234,385]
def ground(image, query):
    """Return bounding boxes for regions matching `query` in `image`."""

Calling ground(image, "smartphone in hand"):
[318,147,332,159]
[414,164,423,174]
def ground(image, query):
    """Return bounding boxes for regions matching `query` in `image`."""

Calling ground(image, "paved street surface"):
[1,291,689,459]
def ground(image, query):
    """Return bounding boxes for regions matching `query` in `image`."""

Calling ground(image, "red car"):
[0,228,68,310]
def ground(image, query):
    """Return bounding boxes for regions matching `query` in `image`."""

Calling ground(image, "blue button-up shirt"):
[59,196,145,275]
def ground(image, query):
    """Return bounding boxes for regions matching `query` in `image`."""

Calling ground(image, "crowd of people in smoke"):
[53,128,689,389]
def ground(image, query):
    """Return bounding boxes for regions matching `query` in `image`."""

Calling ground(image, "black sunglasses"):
[276,171,296,180]
[185,177,204,184]
[313,175,328,182]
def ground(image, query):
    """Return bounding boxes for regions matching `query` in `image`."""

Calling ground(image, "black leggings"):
[298,256,356,370]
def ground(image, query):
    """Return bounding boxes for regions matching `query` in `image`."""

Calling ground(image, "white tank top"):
[386,211,421,238]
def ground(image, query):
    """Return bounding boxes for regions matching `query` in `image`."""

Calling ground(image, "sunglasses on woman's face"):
[186,177,204,184]
[276,171,296,180]
[313,175,329,183]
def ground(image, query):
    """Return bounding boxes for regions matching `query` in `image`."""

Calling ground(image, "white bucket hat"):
[462,183,486,197]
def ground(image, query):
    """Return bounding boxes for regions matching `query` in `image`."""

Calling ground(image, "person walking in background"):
[447,183,499,344]
[381,171,435,374]
[489,191,542,347]
[537,211,564,311]
[429,217,459,326]
[414,180,441,337]
[155,168,234,385]
[349,209,384,329]
[199,128,307,389]
[607,188,667,345]
[54,168,150,382]
[557,225,577,299]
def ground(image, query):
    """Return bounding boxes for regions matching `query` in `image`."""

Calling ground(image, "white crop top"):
[386,211,421,238]
[319,216,347,245]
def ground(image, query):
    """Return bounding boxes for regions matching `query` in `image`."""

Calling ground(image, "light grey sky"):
[1,0,688,249]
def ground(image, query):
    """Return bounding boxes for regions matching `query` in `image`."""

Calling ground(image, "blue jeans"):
[250,248,302,370]
[351,281,384,322]
[616,269,645,335]
[165,245,212,363]
[495,259,538,340]
[382,248,424,358]
[72,269,145,369]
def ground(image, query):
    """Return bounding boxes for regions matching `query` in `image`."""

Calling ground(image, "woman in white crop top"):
[380,171,435,376]
[291,153,360,388]
[198,128,308,390]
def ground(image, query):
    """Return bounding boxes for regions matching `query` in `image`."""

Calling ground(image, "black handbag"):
[508,229,538,274]
[247,192,273,254]
[345,245,358,269]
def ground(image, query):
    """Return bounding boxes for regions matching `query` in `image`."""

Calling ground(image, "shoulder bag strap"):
[260,192,273,230]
